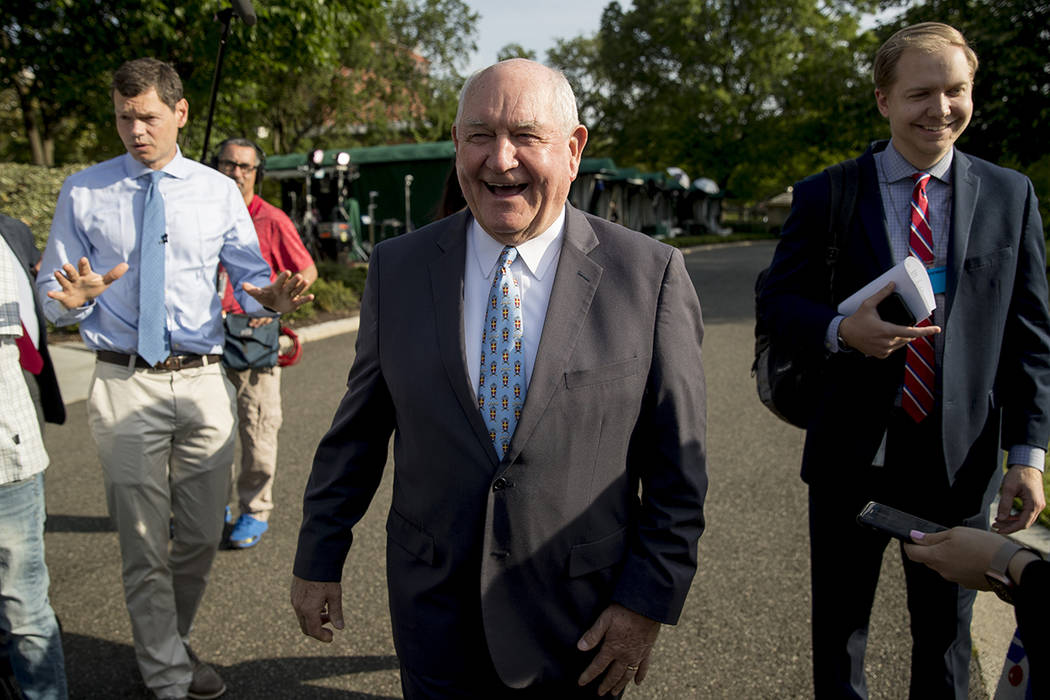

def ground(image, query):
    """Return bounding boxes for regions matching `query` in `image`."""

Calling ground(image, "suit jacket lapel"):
[505,206,602,464]
[429,211,500,465]
[946,151,979,318]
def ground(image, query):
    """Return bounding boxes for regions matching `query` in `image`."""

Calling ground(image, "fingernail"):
[909,529,925,541]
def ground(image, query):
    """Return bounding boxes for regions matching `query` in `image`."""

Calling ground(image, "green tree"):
[221,0,477,154]
[548,0,883,201]
[1,0,476,164]
[497,43,538,62]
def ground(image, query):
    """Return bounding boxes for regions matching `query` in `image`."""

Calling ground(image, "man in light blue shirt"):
[37,57,311,700]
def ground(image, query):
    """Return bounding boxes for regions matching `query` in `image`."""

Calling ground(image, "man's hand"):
[247,316,275,329]
[243,270,315,315]
[290,575,344,643]
[577,604,661,696]
[994,465,1046,534]
[46,257,128,309]
[838,282,940,359]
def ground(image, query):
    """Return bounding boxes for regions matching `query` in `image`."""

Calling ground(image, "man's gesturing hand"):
[577,603,661,696]
[290,576,344,643]
[243,270,314,315]
[47,257,128,309]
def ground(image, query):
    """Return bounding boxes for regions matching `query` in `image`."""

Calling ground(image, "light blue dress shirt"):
[37,148,273,356]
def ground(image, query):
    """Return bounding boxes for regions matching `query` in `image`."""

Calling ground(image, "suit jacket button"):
[490,550,510,560]
[493,477,509,491]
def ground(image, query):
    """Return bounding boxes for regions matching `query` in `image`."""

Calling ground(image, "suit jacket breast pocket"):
[564,357,644,390]
[963,246,1012,273]
[958,246,1013,322]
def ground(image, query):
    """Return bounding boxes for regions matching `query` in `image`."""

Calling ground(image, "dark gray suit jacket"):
[0,213,64,425]
[294,205,707,687]
[759,142,1050,516]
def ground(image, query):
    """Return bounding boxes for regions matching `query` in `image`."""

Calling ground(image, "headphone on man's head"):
[211,137,266,182]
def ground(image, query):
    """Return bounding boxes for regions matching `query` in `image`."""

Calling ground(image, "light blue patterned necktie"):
[478,246,526,457]
[137,170,169,365]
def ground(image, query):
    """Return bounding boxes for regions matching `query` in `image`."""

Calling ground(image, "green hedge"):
[0,162,89,248]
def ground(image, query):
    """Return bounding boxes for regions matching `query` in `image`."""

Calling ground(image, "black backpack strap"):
[823,158,859,302]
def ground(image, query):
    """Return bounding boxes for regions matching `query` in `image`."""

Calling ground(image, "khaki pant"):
[88,359,234,699]
[225,366,282,521]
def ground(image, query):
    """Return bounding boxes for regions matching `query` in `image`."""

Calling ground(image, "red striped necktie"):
[902,172,935,422]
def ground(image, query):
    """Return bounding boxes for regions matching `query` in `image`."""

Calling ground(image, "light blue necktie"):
[137,170,169,365]
[478,246,526,457]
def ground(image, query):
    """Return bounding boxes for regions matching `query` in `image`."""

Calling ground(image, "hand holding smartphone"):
[856,501,947,541]
[876,291,917,326]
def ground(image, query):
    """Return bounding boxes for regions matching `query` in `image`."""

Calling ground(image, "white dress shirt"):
[464,208,566,396]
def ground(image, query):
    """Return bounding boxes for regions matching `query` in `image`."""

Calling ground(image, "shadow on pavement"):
[61,633,401,699]
[45,514,115,533]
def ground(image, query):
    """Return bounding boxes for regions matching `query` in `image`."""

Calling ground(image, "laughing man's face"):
[452,61,587,246]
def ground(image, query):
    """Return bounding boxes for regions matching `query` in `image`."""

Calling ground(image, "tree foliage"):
[497,44,539,62]
[0,0,476,165]
[226,0,478,153]
[548,0,1047,205]
[548,0,883,201]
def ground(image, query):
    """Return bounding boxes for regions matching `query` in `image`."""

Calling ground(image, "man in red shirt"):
[216,137,317,548]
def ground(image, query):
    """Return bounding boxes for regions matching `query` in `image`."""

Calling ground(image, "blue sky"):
[462,1,615,74]
[459,3,899,74]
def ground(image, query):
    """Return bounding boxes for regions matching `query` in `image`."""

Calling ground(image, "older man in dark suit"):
[759,22,1050,699]
[291,59,708,698]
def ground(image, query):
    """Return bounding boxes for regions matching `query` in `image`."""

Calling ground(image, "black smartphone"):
[856,501,947,541]
[876,291,917,326]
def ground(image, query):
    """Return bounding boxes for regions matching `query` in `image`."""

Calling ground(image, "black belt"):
[96,350,222,371]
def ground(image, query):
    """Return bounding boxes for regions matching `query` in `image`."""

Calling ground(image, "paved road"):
[41,241,1000,698]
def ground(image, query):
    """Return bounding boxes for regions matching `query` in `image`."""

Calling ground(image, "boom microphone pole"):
[200,0,257,162]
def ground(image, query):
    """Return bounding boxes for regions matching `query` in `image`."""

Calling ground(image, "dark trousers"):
[808,411,986,700]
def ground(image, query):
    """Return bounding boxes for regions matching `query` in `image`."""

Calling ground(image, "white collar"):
[469,206,566,280]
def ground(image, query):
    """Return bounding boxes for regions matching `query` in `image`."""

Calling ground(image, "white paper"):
[837,256,935,321]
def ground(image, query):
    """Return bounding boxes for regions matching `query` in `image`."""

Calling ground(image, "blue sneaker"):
[228,514,268,549]
[224,505,234,525]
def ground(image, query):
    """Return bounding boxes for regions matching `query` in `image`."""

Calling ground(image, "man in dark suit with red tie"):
[759,22,1050,699]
